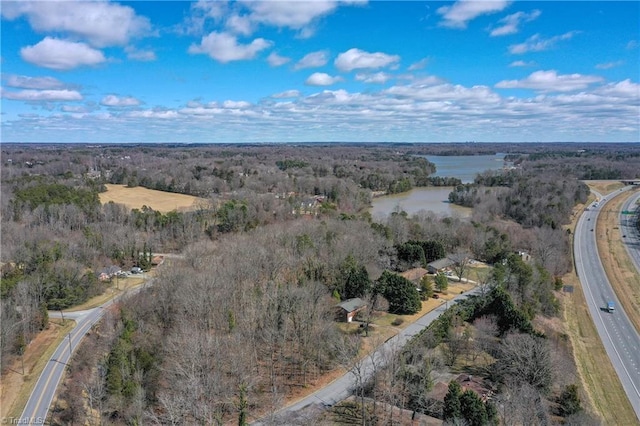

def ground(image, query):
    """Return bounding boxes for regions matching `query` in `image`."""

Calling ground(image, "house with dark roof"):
[427,258,455,274]
[336,297,367,322]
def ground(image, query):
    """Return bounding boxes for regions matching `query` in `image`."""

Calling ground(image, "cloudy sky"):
[1,0,638,143]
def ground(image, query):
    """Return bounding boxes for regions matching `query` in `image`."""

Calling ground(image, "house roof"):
[337,298,367,313]
[427,258,455,270]
[400,267,428,282]
[98,265,121,276]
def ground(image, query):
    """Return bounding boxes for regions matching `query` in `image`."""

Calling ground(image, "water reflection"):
[370,186,471,220]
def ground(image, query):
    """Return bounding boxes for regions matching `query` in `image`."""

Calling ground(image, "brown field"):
[561,184,638,424]
[99,184,204,213]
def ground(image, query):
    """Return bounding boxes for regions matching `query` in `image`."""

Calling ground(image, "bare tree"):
[449,248,472,282]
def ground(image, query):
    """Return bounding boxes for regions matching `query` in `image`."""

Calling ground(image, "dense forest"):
[1,142,638,425]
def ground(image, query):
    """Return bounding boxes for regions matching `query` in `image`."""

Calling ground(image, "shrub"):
[391,317,404,326]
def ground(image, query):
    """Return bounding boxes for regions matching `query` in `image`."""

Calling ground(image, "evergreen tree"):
[377,270,421,315]
[338,255,371,299]
[460,390,488,426]
[558,384,582,416]
[443,380,462,422]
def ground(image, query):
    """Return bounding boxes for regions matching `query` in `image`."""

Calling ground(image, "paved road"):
[574,187,640,421]
[254,286,483,425]
[620,191,640,273]
[18,283,150,425]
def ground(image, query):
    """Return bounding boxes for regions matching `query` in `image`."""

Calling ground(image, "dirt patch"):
[99,184,204,212]
[0,319,75,421]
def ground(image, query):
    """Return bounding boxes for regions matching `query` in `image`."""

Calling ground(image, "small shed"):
[427,258,455,274]
[336,298,367,323]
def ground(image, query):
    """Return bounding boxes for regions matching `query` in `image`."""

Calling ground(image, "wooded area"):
[1,142,638,425]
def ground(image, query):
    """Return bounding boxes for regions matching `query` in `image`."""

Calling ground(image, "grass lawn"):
[66,273,150,312]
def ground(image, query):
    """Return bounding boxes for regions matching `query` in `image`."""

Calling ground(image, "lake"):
[426,153,508,184]
[370,153,508,219]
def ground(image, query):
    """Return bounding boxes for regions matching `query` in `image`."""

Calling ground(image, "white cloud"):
[627,40,639,50]
[226,14,254,36]
[385,82,500,104]
[595,61,625,70]
[408,58,429,71]
[223,100,252,109]
[490,10,540,36]
[272,90,301,98]
[127,110,179,119]
[594,79,640,98]
[305,72,343,86]
[437,0,511,29]
[61,105,91,113]
[188,32,271,62]
[509,60,536,67]
[356,72,391,84]
[267,52,291,67]
[509,31,579,54]
[100,95,141,107]
[21,37,106,70]
[295,51,329,69]
[1,88,82,101]
[5,75,68,90]
[242,1,364,37]
[335,48,400,72]
[1,1,151,47]
[495,70,603,92]
[125,46,156,61]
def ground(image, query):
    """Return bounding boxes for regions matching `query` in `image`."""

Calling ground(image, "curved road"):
[574,187,640,421]
[18,281,149,425]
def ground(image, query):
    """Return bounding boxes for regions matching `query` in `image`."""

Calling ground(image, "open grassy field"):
[99,184,204,212]
[560,184,638,424]
[583,180,626,195]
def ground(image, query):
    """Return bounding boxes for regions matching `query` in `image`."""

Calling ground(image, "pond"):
[370,153,509,219]
[369,186,471,220]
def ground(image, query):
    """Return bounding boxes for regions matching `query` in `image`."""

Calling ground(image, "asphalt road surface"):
[253,286,483,425]
[18,282,149,425]
[574,187,640,421]
[620,191,640,273]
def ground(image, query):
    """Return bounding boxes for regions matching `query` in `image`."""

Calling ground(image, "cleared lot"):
[99,184,203,212]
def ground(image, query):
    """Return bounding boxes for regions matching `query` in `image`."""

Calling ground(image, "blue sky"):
[1,0,638,143]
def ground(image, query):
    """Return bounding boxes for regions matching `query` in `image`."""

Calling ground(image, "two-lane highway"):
[18,282,149,425]
[574,188,640,421]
